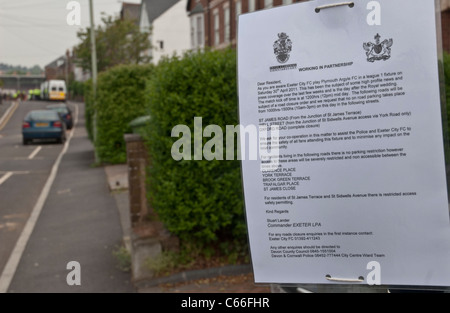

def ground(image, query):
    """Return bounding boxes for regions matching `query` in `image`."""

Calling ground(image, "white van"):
[48,80,66,101]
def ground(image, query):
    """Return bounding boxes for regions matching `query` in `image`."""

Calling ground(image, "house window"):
[236,0,241,21]
[248,0,255,12]
[224,6,230,43]
[265,0,273,8]
[214,11,220,46]
[283,0,293,4]
[196,16,204,48]
[190,14,204,49]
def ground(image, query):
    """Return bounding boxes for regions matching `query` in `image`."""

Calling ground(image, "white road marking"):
[27,146,42,160]
[0,103,79,293]
[0,172,13,186]
[57,188,71,195]
[0,222,19,232]
[13,157,43,160]
[0,171,29,175]
[2,214,27,220]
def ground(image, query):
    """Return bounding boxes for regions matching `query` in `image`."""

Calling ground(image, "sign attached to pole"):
[238,0,450,287]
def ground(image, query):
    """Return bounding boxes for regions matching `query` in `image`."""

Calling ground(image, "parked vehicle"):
[40,80,66,101]
[46,103,73,129]
[22,110,66,145]
[40,81,49,100]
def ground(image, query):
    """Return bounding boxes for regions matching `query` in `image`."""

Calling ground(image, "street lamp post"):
[89,0,99,163]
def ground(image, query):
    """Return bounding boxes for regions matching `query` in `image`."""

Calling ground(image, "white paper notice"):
[238,0,450,287]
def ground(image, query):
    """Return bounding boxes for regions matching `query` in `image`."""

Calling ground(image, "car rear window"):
[48,107,69,114]
[27,111,59,121]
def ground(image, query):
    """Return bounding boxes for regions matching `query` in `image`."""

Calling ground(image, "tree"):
[74,14,152,73]
[0,64,42,75]
[30,65,43,75]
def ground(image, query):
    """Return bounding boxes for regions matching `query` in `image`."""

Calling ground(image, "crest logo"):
[363,33,393,62]
[273,33,292,64]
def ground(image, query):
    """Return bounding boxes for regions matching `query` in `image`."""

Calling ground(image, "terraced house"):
[186,0,318,49]
[187,0,450,52]
[441,0,450,52]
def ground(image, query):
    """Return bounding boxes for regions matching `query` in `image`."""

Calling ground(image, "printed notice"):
[238,0,450,287]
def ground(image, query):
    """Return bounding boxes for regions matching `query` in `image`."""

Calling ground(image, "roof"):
[189,2,204,16]
[186,0,192,12]
[140,0,180,24]
[121,2,141,25]
[186,0,201,12]
[45,56,66,69]
[443,0,450,11]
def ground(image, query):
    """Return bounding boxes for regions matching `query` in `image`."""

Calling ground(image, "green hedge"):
[68,80,85,101]
[92,64,154,164]
[143,49,246,250]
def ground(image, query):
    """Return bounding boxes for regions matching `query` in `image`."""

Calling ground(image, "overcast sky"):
[0,0,141,68]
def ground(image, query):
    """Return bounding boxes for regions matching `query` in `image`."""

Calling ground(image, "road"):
[0,100,134,293]
[0,100,61,276]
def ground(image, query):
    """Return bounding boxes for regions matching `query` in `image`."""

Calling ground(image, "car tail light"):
[22,122,30,128]
[54,121,62,128]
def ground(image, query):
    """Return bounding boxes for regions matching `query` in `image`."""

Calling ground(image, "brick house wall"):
[187,0,308,49]
[189,0,450,54]
[442,9,450,53]
[45,64,66,81]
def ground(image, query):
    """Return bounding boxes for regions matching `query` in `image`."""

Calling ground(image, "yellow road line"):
[0,101,19,131]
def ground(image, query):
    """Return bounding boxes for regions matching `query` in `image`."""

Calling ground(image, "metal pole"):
[89,0,99,163]
[65,51,70,101]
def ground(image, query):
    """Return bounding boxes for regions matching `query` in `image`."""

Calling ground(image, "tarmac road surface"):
[0,101,134,293]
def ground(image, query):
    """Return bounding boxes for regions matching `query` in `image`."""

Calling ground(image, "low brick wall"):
[124,133,179,282]
[124,133,150,226]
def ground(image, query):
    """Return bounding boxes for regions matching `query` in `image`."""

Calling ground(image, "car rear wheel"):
[23,138,30,145]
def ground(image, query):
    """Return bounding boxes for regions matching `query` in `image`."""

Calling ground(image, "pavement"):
[104,165,272,293]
